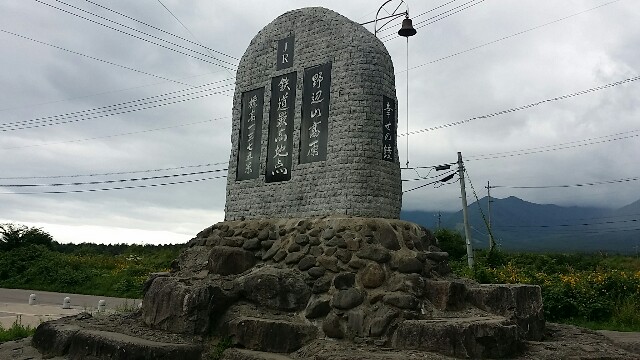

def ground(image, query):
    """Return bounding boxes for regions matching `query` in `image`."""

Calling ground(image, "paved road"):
[0,288,141,328]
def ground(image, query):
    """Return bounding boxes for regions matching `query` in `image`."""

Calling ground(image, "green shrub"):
[0,317,36,343]
[453,250,640,331]
[0,241,184,298]
[434,228,466,260]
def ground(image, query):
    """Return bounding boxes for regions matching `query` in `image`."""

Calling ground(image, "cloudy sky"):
[0,0,638,244]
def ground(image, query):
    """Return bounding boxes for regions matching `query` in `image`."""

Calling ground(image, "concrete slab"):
[0,288,141,329]
[0,303,81,328]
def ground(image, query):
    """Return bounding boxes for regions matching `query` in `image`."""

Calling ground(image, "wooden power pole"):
[457,152,474,268]
[487,180,496,251]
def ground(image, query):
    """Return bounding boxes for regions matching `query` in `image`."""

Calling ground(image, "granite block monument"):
[225,6,402,220]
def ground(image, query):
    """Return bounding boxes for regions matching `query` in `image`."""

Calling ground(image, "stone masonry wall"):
[225,7,402,220]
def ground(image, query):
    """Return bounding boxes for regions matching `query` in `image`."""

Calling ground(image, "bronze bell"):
[398,17,417,37]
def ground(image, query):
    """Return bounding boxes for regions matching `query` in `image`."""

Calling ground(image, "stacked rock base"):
[32,217,545,359]
[143,217,544,358]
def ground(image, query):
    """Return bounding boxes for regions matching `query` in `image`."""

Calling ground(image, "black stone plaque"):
[236,87,265,180]
[300,62,331,163]
[276,36,294,70]
[266,72,297,182]
[382,96,396,162]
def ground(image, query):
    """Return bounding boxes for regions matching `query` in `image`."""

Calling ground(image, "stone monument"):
[30,7,545,360]
[224,7,401,220]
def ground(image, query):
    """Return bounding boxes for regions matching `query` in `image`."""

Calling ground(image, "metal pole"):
[458,152,474,268]
[405,36,409,168]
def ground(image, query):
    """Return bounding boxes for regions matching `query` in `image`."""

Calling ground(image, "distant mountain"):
[401,196,640,253]
[614,198,640,217]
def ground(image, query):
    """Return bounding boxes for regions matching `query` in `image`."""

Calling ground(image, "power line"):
[0,87,233,132]
[401,74,640,137]
[494,218,639,229]
[402,169,457,182]
[414,0,483,27]
[0,71,231,113]
[403,173,458,193]
[414,0,461,19]
[396,0,622,74]
[491,176,640,189]
[36,0,236,71]
[464,166,496,245]
[0,162,227,180]
[0,28,195,88]
[0,79,233,129]
[492,225,640,235]
[382,0,485,42]
[375,0,461,35]
[467,129,640,161]
[400,162,457,170]
[84,0,238,61]
[155,0,235,78]
[0,169,227,187]
[0,175,227,195]
[1,117,227,151]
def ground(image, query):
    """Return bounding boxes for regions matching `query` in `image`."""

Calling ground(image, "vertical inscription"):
[236,88,264,180]
[300,62,331,163]
[266,72,297,182]
[382,96,396,162]
[276,36,294,70]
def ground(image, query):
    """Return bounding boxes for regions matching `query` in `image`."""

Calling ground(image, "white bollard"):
[28,293,37,305]
[62,296,71,309]
[98,299,106,312]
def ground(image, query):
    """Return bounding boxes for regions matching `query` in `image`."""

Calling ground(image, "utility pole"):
[437,211,441,229]
[486,180,496,251]
[457,152,474,268]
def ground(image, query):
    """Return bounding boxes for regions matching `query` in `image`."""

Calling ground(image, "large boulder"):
[227,317,317,353]
[208,246,256,275]
[392,317,520,358]
[143,277,237,334]
[239,267,311,311]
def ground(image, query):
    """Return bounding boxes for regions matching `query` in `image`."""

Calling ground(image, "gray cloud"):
[0,0,638,243]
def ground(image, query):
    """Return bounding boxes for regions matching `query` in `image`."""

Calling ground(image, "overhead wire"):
[412,0,485,31]
[464,167,496,243]
[36,0,236,71]
[400,74,640,137]
[494,218,640,229]
[153,0,237,79]
[0,169,227,188]
[0,79,234,129]
[0,117,227,151]
[490,176,640,189]
[402,169,456,182]
[396,0,622,74]
[0,162,227,180]
[84,0,238,61]
[0,71,232,113]
[0,175,227,195]
[0,87,233,132]
[381,0,485,42]
[467,129,640,161]
[413,0,461,19]
[403,172,458,192]
[0,28,195,88]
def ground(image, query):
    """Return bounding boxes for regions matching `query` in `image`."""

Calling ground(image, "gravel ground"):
[1,315,639,359]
